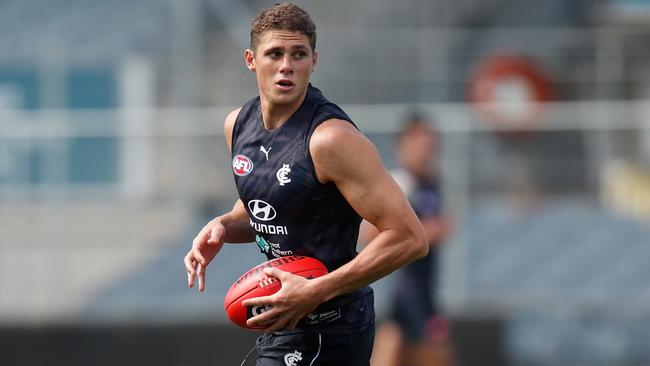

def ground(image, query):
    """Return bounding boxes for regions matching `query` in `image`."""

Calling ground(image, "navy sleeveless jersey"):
[231,84,373,331]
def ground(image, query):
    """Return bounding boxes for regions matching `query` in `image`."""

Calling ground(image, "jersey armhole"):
[229,106,248,157]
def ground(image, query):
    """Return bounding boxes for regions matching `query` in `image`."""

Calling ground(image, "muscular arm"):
[204,198,254,243]
[308,119,429,300]
[184,108,254,292]
[219,106,255,243]
[243,119,428,330]
[360,214,451,248]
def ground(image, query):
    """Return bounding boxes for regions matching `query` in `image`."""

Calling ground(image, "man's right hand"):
[184,219,226,292]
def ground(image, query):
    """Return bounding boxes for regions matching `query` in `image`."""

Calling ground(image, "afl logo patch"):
[232,155,253,176]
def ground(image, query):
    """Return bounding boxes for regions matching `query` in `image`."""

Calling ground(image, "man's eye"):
[268,51,282,58]
[293,52,306,59]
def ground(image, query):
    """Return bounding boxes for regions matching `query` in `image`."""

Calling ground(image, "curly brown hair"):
[250,2,316,52]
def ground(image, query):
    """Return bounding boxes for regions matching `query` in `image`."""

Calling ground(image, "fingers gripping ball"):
[224,256,328,329]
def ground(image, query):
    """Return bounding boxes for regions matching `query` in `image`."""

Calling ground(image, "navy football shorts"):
[253,325,375,366]
[246,290,375,365]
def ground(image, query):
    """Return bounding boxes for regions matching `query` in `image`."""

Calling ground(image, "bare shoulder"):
[224,107,242,135]
[311,118,361,144]
[310,118,379,183]
[224,107,242,152]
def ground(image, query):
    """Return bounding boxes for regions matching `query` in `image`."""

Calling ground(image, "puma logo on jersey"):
[260,146,272,161]
[284,350,303,366]
[276,164,292,186]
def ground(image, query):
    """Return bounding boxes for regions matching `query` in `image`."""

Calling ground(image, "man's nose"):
[279,55,293,73]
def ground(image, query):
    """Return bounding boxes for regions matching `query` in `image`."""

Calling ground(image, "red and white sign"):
[468,53,554,135]
[232,154,254,176]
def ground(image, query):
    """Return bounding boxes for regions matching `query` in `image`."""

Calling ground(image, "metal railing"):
[2,100,650,325]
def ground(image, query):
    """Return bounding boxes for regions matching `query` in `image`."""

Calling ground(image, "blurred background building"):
[2,0,650,365]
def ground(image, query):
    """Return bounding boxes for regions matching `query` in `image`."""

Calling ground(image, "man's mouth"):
[276,79,295,89]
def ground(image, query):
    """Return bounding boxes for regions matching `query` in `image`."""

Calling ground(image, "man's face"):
[245,30,317,106]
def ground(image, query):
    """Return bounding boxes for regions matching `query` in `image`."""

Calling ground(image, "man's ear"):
[244,49,256,72]
[311,50,318,73]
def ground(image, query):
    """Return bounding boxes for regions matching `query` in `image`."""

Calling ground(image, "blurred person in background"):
[184,3,428,365]
[362,112,453,366]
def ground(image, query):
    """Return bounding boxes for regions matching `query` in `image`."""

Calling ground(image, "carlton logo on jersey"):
[232,154,254,176]
[284,351,303,366]
[276,164,292,186]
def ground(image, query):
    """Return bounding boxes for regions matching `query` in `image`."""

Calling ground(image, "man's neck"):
[259,88,309,130]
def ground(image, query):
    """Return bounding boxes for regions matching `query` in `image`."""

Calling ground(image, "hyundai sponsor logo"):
[248,199,277,221]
